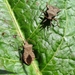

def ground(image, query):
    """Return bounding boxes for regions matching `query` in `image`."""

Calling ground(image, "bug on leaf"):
[22,41,35,65]
[40,4,60,28]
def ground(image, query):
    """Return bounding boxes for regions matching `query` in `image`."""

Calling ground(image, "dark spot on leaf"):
[13,35,17,38]
[2,32,5,36]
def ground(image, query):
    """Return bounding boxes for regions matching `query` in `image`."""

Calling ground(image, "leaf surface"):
[0,0,41,75]
[0,0,75,75]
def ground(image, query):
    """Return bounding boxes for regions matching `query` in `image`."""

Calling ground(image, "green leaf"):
[0,0,75,75]
[0,0,42,75]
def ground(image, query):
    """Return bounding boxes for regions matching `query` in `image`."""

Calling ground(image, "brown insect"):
[22,41,35,65]
[40,4,60,28]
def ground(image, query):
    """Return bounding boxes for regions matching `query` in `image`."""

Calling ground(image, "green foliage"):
[0,0,75,75]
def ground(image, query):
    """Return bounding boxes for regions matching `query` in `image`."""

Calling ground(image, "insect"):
[22,41,35,65]
[40,4,60,28]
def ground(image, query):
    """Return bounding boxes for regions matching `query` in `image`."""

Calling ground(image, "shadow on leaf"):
[0,69,16,74]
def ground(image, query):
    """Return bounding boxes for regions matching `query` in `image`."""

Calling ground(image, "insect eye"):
[26,55,32,65]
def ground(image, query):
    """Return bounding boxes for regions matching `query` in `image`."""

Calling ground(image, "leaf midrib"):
[4,1,42,75]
